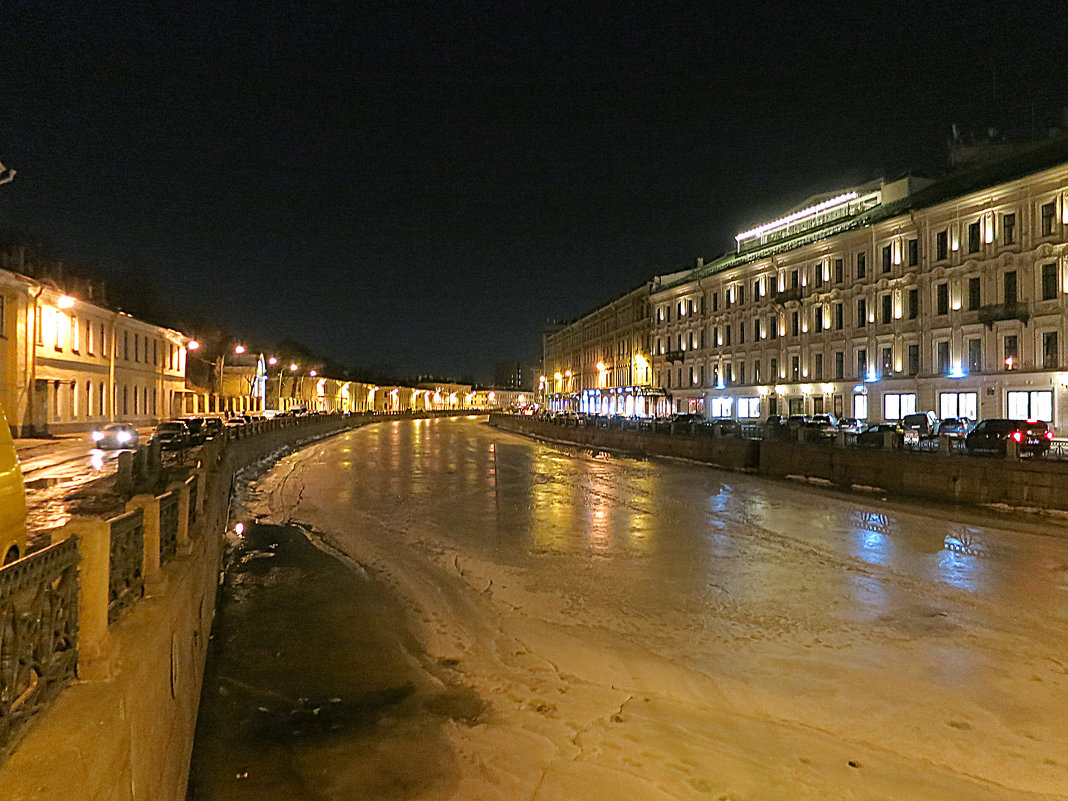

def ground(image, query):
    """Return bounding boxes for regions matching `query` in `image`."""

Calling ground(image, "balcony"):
[773,287,803,305]
[663,350,686,364]
[977,301,1030,328]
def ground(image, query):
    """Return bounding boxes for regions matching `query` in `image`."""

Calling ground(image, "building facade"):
[0,267,191,436]
[650,139,1068,432]
[541,283,660,415]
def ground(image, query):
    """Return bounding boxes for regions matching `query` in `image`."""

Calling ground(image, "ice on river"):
[227,416,1068,800]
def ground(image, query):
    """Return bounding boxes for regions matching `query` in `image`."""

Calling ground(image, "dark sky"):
[2,1,1066,381]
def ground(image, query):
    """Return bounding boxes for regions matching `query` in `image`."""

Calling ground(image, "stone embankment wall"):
[490,413,1068,511]
[0,411,473,801]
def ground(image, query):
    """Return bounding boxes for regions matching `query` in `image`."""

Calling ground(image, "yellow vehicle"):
[0,402,27,564]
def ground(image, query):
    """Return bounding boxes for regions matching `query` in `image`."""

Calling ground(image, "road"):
[194,415,1068,800]
[18,428,153,536]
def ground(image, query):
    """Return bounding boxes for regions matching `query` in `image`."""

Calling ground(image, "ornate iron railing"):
[0,537,80,757]
[158,492,179,563]
[107,509,144,624]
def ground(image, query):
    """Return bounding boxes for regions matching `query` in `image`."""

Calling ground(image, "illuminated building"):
[650,137,1068,428]
[541,282,661,415]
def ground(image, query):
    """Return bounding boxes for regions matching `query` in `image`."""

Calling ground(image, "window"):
[790,269,799,289]
[1004,270,1017,304]
[1041,201,1056,236]
[881,244,892,273]
[1042,262,1058,300]
[790,311,799,337]
[814,262,824,288]
[100,324,107,357]
[738,362,746,384]
[936,230,948,260]
[939,392,978,420]
[71,317,80,352]
[725,325,731,346]
[791,355,800,380]
[738,397,760,418]
[1008,390,1053,422]
[753,280,761,300]
[712,292,718,312]
[754,359,761,382]
[754,319,761,340]
[968,221,981,253]
[1043,331,1059,369]
[881,294,892,325]
[907,238,918,267]
[769,315,778,339]
[883,393,917,421]
[881,346,893,377]
[123,331,129,360]
[814,307,824,333]
[814,353,823,380]
[857,348,868,378]
[86,319,94,354]
[713,327,720,347]
[710,397,733,417]
[771,357,778,379]
[738,322,745,344]
[968,338,982,373]
[968,277,981,310]
[936,282,949,315]
[908,288,919,320]
[907,344,920,375]
[856,252,866,279]
[834,258,843,283]
[1003,334,1019,369]
[936,340,950,374]
[1003,212,1016,245]
[854,393,869,419]
[857,298,867,328]
[834,351,844,379]
[834,302,843,330]
[738,285,745,305]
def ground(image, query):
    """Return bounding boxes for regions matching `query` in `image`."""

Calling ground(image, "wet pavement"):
[191,416,1068,800]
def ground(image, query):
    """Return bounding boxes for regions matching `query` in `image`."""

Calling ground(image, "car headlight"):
[117,432,132,443]
[91,431,104,441]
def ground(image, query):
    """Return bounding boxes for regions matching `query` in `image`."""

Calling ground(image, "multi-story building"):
[0,266,192,436]
[650,136,1068,431]
[541,281,661,415]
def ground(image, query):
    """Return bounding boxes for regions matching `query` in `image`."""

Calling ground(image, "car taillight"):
[1011,431,1023,443]
[1045,431,1054,440]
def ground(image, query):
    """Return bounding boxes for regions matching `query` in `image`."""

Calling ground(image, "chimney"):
[695,257,704,268]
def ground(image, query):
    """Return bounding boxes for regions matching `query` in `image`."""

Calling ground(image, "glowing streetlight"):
[234,344,246,354]
[187,340,200,351]
[268,356,278,366]
[290,363,298,372]
[57,295,75,309]
[309,369,317,377]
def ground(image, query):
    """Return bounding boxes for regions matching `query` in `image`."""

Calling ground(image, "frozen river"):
[189,416,1068,800]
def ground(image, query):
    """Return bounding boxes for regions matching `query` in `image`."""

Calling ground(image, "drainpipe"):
[27,285,44,435]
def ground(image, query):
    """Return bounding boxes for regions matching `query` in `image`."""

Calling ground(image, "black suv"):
[965,419,1052,456]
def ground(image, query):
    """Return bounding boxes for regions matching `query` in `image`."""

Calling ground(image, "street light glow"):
[57,295,75,309]
[290,363,298,371]
[234,345,246,354]
[187,340,200,350]
[268,356,278,365]
[309,369,317,377]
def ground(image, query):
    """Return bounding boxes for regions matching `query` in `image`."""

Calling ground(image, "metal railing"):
[158,491,179,563]
[107,508,145,624]
[0,536,80,757]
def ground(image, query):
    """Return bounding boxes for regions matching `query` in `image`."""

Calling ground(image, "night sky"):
[2,1,1066,381]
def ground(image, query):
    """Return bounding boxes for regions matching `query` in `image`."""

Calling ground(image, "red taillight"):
[1046,431,1054,440]
[1011,431,1023,443]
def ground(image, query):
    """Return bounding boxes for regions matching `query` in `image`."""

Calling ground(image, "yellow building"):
[0,266,191,436]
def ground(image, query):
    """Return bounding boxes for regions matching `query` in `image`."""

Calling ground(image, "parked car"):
[181,416,209,446]
[936,417,975,438]
[838,417,865,434]
[964,419,1052,456]
[90,422,139,450]
[809,414,839,439]
[668,413,704,426]
[856,423,902,448]
[705,417,741,436]
[202,416,225,438]
[901,411,939,444]
[786,414,812,429]
[152,420,192,451]
[0,401,27,565]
